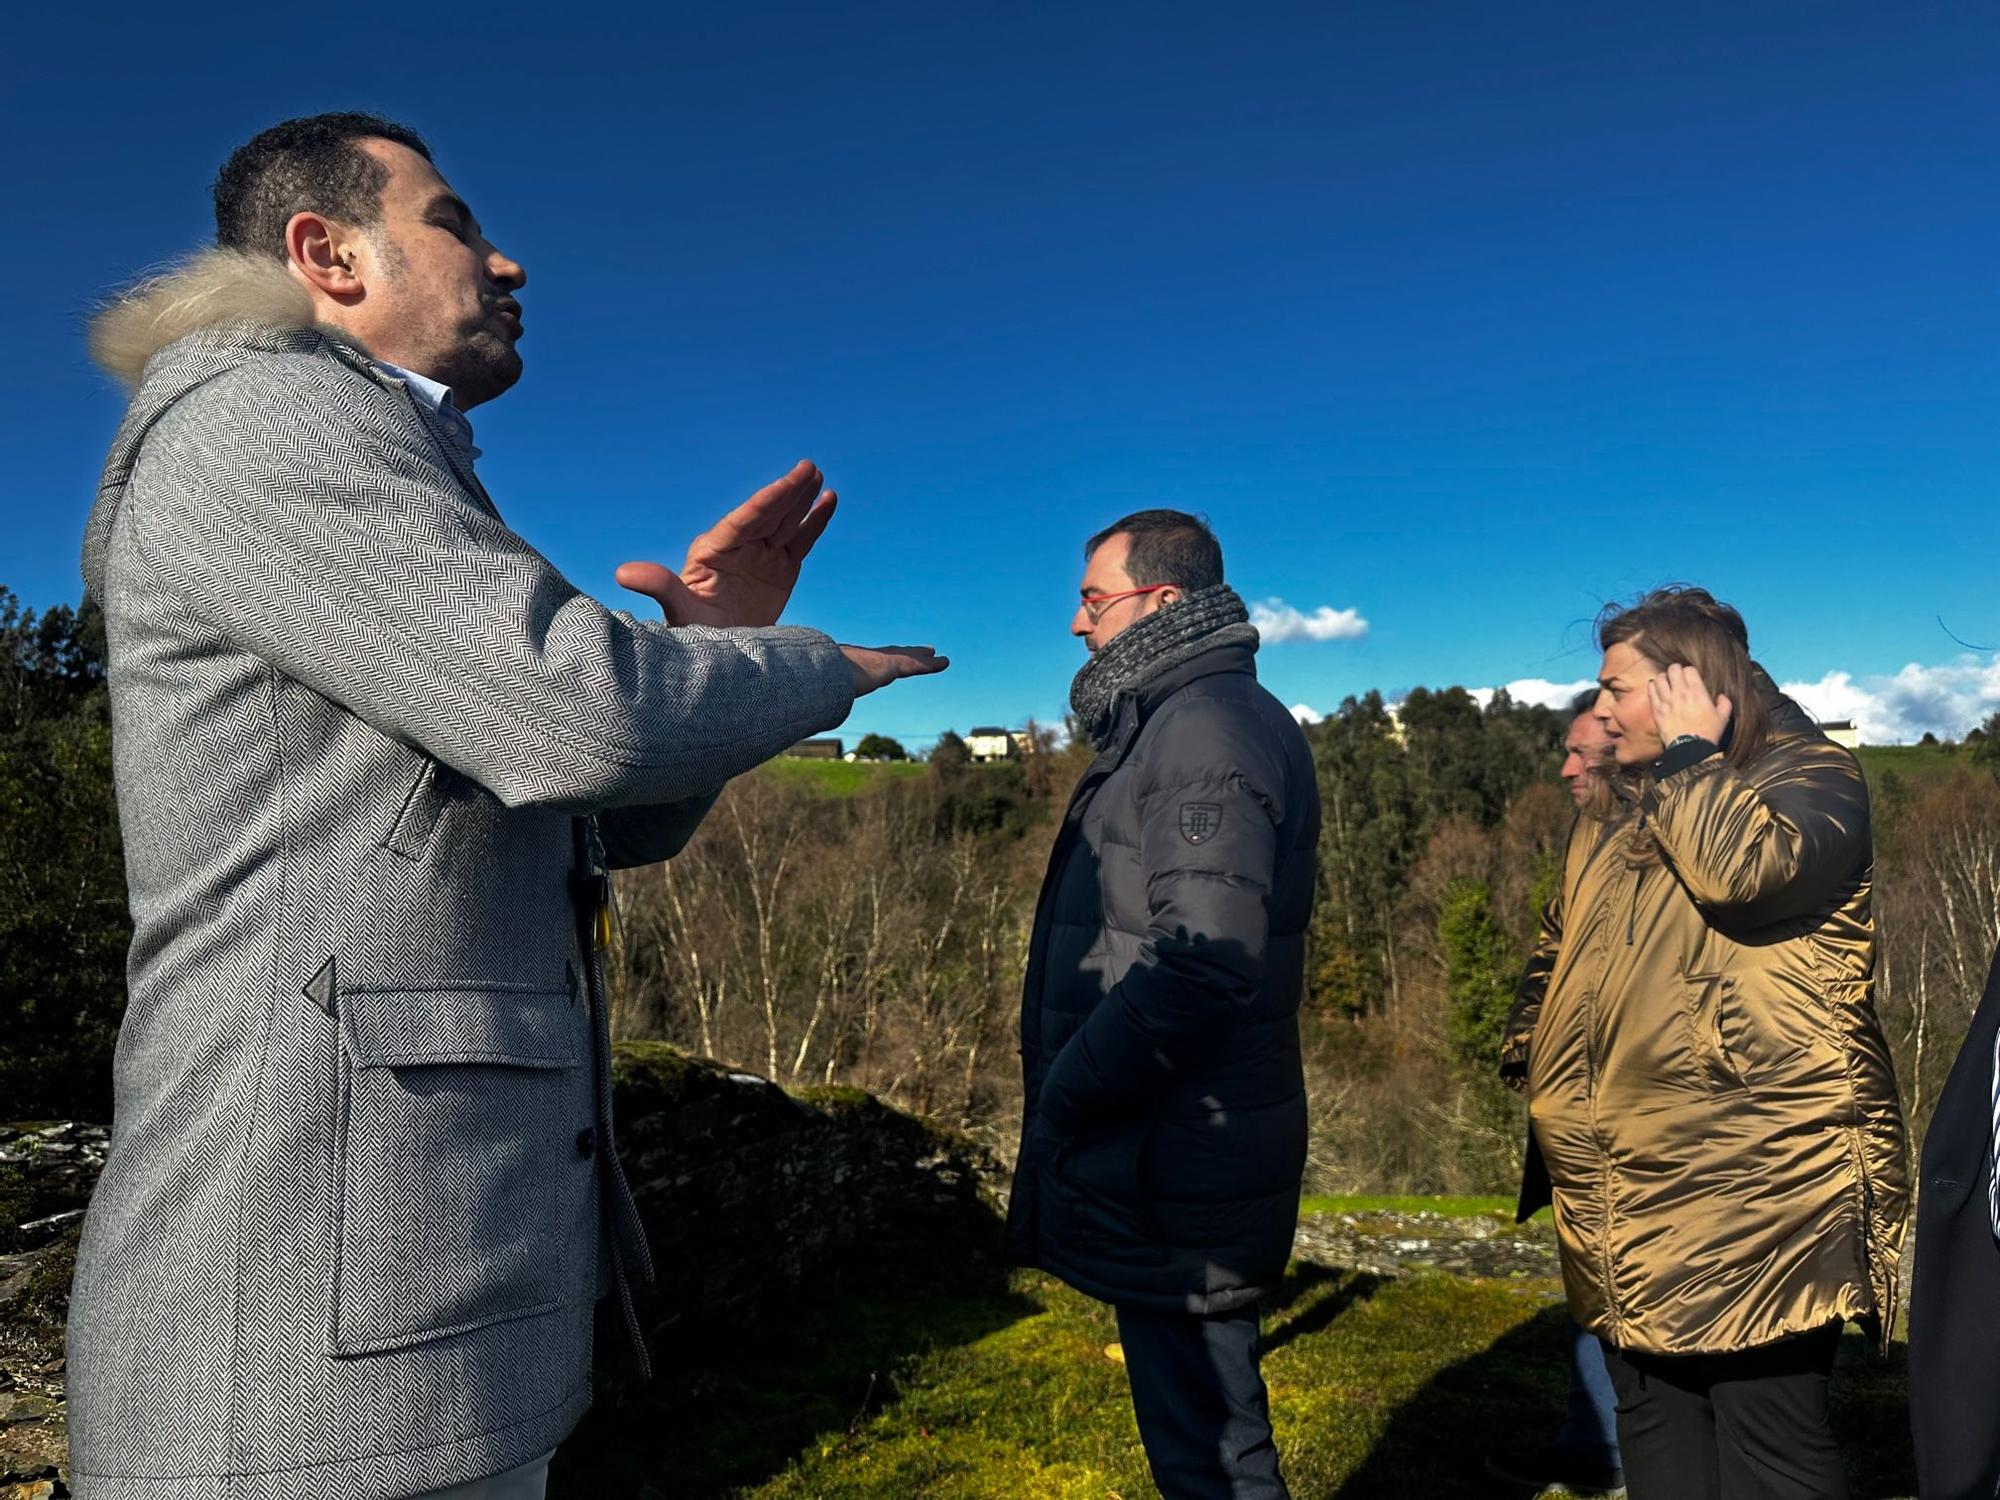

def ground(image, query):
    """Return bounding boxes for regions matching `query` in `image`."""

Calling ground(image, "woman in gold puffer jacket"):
[1511,587,1909,1500]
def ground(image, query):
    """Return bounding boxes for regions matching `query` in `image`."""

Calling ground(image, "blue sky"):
[4,2,1996,745]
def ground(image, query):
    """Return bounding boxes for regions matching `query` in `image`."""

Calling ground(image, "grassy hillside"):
[1854,741,1977,789]
[757,757,929,798]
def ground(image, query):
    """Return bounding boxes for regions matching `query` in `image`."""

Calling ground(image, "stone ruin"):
[0,1045,1003,1499]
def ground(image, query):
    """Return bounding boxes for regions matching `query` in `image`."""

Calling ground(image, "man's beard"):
[432,328,521,409]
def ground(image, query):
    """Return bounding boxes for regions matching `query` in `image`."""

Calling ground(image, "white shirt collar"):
[375,360,481,463]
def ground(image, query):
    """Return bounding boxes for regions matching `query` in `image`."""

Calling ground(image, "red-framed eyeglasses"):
[1078,585,1173,623]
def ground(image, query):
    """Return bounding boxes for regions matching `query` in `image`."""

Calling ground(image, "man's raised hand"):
[616,460,838,627]
[842,645,950,697]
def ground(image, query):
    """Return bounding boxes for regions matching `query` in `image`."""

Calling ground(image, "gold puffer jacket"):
[1506,694,1909,1355]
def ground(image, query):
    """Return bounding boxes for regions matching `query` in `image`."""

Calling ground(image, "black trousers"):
[1603,1325,1848,1500]
[1114,1303,1291,1500]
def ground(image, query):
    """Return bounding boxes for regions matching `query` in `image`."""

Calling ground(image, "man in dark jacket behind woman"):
[1005,510,1320,1500]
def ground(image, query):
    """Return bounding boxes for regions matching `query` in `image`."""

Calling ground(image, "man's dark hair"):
[214,113,433,259]
[1085,508,1225,591]
[1568,687,1600,719]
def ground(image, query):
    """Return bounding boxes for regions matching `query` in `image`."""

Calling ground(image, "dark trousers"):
[1603,1325,1848,1500]
[1114,1303,1290,1500]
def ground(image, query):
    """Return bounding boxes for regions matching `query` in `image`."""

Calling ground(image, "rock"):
[609,1043,1006,1379]
[0,1402,67,1489]
[1292,1208,1560,1279]
[0,1053,1007,1479]
[11,1220,79,1243]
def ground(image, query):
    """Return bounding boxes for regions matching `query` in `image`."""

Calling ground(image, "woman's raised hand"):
[1648,662,1732,747]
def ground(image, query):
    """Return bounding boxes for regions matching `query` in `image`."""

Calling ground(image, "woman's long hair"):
[1597,585,1774,864]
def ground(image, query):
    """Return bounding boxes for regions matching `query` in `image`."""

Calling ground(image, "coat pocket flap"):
[340,986,579,1070]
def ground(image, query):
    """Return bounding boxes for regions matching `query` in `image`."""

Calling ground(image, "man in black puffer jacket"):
[1006,509,1320,1500]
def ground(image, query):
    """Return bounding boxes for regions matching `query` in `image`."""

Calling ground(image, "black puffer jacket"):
[1005,643,1320,1313]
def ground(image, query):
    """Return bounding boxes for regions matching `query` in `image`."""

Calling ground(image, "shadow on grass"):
[549,1235,1040,1500]
[1331,1310,1916,1500]
[1263,1263,1385,1356]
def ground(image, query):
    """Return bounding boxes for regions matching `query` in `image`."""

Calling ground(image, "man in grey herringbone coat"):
[68,113,943,1499]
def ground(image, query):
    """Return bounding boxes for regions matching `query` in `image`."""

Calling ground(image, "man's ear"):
[1157,585,1183,609]
[284,210,366,302]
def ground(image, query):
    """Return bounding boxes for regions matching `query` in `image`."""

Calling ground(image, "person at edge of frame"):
[1909,933,2000,1497]
[1489,688,1626,1497]
[66,112,943,1500]
[1508,585,1908,1500]
[1005,508,1320,1500]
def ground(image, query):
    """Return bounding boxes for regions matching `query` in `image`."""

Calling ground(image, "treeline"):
[1874,766,2000,1128]
[1298,690,1575,1189]
[0,590,128,1120]
[603,749,1067,1127]
[1305,687,1570,1024]
[592,685,1583,1180]
[7,589,2000,1196]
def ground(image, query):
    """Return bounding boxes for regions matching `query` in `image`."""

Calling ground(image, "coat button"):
[576,1127,596,1159]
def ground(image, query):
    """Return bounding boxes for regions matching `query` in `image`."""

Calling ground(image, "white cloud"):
[1283,661,2000,745]
[1251,598,1369,644]
[1466,678,1599,712]
[1781,656,2000,744]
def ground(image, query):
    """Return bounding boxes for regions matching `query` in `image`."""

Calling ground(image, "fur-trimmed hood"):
[89,248,321,388]
[82,251,377,600]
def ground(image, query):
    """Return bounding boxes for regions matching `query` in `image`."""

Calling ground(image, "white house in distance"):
[1817,719,1861,750]
[965,727,1025,763]
[785,737,844,760]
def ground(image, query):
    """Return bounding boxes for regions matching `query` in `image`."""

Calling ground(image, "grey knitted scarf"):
[1070,584,1259,748]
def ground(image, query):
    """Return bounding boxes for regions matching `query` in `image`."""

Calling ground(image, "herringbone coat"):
[69,252,856,1497]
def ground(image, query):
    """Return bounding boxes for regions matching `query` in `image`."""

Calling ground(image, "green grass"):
[737,1266,1563,1500]
[553,1195,1915,1499]
[757,757,928,797]
[1854,741,1973,787]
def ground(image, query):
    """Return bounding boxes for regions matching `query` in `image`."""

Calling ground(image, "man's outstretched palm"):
[616,459,836,627]
[616,459,948,697]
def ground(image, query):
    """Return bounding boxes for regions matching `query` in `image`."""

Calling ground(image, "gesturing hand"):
[1648,663,1732,747]
[616,460,837,627]
[842,645,950,697]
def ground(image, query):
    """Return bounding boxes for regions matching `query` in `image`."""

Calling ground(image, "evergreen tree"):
[853,733,909,761]
[0,588,128,1120]
[1972,712,2000,776]
[1438,878,1519,1068]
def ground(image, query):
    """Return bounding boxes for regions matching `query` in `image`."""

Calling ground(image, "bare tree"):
[1876,771,2000,1127]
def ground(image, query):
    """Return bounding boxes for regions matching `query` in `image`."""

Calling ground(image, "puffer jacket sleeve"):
[124,358,854,812]
[1644,743,1870,927]
[1036,694,1282,1135]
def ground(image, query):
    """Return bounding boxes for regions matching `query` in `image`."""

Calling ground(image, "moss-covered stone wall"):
[0,1048,1003,1497]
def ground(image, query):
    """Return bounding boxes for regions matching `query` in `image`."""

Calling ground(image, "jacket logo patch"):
[1179,802,1222,844]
